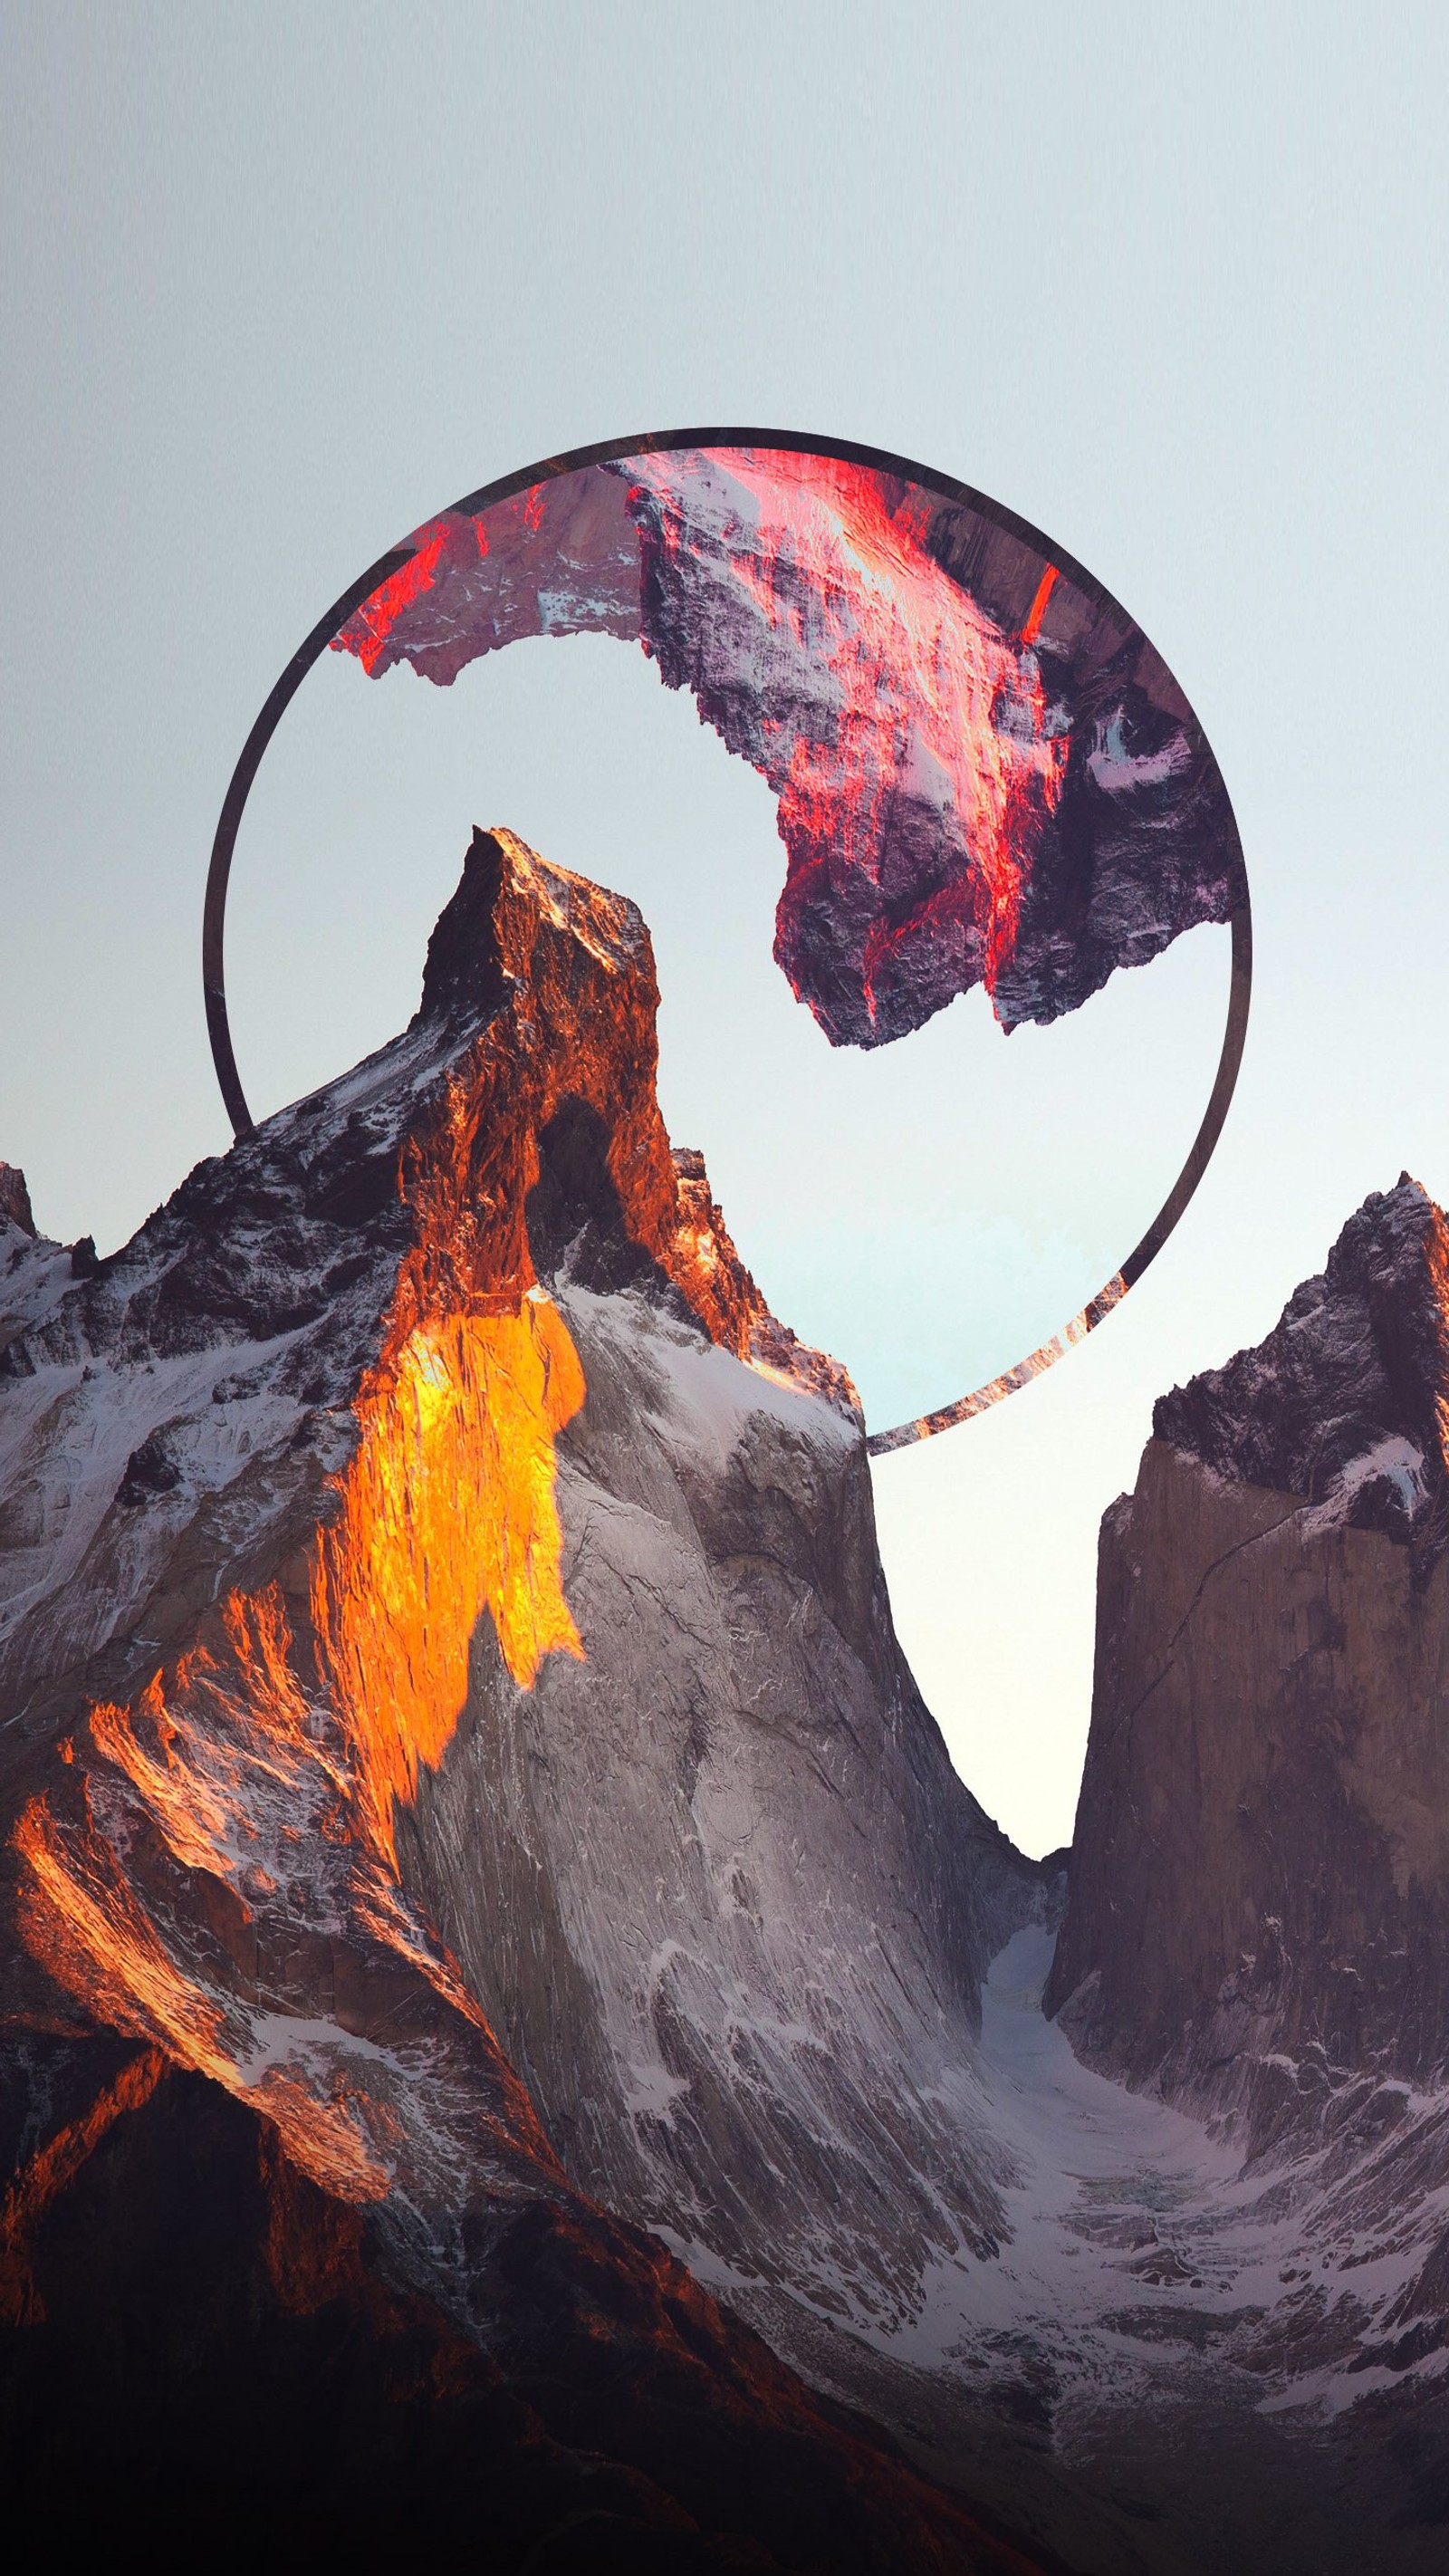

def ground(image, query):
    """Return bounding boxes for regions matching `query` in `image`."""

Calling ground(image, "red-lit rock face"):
[333,445,1243,1048]
[624,449,1065,1043]
[340,467,643,679]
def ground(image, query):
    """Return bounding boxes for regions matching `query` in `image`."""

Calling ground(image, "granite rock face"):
[0,828,1045,2566]
[1050,1177,1449,2106]
[1041,1181,1449,2505]
[335,446,1244,1052]
[1049,1442,1449,2104]
[405,1196,1036,2329]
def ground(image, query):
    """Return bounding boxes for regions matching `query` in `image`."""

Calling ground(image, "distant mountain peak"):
[1154,1173,1449,1549]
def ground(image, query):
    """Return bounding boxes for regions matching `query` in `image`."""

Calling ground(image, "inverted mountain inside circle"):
[333,445,1245,1053]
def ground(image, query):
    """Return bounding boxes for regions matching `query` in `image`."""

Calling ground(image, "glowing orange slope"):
[3,825,849,2219]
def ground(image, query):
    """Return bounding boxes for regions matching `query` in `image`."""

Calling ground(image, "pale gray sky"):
[2,3,1444,1853]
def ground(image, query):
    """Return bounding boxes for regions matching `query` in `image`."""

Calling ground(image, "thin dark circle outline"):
[202,424,1252,1454]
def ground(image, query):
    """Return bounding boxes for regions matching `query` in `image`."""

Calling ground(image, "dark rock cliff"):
[1049,1178,1449,2111]
[1155,1177,1449,1557]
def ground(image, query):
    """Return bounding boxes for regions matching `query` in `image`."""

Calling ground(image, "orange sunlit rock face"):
[667,1146,859,1414]
[3,833,657,2205]
[11,1283,585,2196]
[313,1299,585,1855]
[15,1661,398,2203]
[5,826,849,2216]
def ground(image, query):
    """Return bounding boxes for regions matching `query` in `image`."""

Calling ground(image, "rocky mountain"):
[1042,1179,1449,2549]
[334,444,1244,1049]
[7,832,1449,2571]
[1051,1176,1449,2100]
[0,827,1050,2566]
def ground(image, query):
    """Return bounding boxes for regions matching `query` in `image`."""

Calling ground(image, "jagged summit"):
[1154,1173,1449,1549]
[413,818,513,1024]
[0,827,853,1730]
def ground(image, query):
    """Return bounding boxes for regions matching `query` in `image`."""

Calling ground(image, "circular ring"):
[204,427,1250,1453]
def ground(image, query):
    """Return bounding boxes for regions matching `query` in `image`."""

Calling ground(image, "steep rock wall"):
[402,1166,1039,2325]
[1050,1181,1449,2120]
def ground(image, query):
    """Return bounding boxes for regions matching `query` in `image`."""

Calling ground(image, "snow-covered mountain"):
[0,829,1047,2567]
[1053,1175,1449,2101]
[3,837,1445,2571]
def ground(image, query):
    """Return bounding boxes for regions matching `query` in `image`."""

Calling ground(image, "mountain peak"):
[1153,1174,1449,1546]
[0,824,1050,2561]
[415,824,649,1032]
